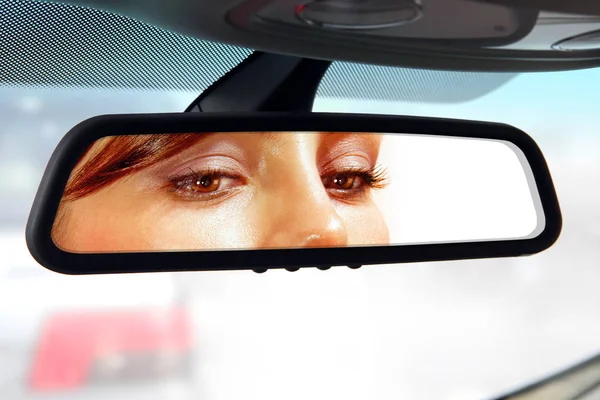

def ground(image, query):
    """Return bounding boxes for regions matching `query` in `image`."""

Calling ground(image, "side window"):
[0,87,193,226]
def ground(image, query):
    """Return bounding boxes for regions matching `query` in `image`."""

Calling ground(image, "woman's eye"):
[183,174,221,193]
[323,173,362,190]
[169,170,242,200]
[332,173,357,189]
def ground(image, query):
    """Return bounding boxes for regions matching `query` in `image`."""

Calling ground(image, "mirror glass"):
[51,132,544,253]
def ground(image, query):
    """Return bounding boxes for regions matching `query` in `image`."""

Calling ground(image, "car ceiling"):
[0,0,517,102]
[49,0,600,72]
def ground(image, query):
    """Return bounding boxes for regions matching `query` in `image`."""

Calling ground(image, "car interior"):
[2,0,600,399]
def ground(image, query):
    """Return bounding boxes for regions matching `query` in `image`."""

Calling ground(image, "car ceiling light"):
[295,0,422,30]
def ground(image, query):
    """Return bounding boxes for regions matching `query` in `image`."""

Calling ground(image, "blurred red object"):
[30,307,192,390]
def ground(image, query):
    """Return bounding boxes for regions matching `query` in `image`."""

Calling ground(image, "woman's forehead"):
[211,132,384,157]
[234,131,383,143]
[85,131,383,163]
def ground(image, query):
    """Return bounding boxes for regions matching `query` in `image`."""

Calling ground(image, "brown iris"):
[186,174,220,193]
[326,173,357,190]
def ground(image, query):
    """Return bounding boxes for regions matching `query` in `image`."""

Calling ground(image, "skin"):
[53,132,389,252]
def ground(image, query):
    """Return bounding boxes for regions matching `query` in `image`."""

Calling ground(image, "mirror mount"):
[185,51,331,113]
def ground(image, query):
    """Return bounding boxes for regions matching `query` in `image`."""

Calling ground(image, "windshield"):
[1,67,600,400]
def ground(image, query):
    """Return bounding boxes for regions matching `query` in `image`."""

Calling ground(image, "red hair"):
[62,134,205,201]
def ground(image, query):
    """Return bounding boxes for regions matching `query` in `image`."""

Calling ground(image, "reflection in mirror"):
[51,132,543,253]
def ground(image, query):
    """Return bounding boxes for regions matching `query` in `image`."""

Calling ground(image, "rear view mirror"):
[26,113,561,274]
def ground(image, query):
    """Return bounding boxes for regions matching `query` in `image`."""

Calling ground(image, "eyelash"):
[322,165,389,199]
[337,165,389,189]
[166,165,389,201]
[166,167,242,201]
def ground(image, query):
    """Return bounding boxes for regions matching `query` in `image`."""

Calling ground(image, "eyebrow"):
[261,132,282,143]
[318,132,383,145]
[316,131,382,160]
[234,131,292,148]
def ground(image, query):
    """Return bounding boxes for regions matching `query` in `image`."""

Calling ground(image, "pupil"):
[334,174,347,187]
[199,175,213,188]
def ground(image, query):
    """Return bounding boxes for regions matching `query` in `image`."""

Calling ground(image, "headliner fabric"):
[0,0,516,101]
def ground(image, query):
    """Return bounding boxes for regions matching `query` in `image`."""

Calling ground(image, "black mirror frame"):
[26,112,562,274]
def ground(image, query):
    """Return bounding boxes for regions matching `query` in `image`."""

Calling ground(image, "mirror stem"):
[185,52,331,113]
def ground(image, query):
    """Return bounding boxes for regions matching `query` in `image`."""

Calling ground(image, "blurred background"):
[1,65,600,400]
